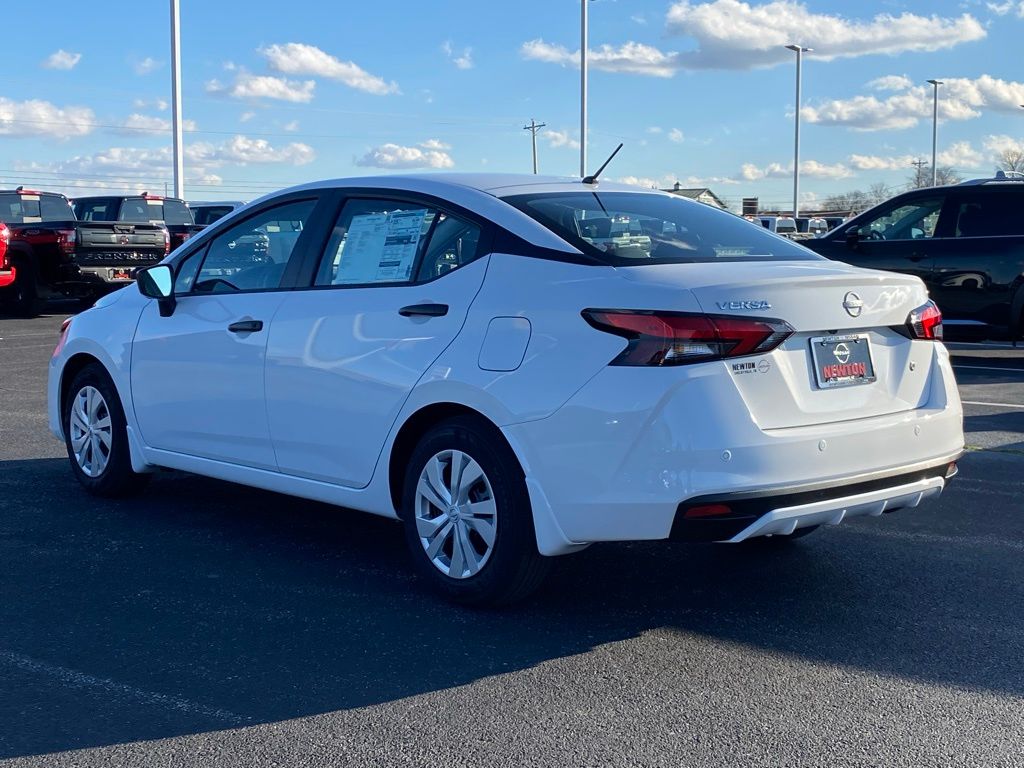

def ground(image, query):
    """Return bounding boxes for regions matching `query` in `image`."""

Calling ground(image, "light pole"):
[786,45,811,220]
[170,0,184,199]
[580,0,594,177]
[927,80,943,187]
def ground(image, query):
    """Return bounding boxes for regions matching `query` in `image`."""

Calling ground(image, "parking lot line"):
[961,401,1024,409]
[953,365,1024,374]
[0,650,249,726]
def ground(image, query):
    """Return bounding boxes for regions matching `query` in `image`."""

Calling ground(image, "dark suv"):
[803,173,1024,342]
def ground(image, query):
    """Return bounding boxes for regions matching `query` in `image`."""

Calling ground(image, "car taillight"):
[162,228,171,255]
[56,228,76,256]
[582,309,794,366]
[53,317,73,359]
[905,300,943,340]
[0,222,9,268]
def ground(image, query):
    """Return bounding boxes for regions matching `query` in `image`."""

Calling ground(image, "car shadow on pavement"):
[1,455,1022,759]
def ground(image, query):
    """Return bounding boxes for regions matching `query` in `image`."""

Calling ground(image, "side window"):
[163,199,193,226]
[857,197,944,241]
[192,199,316,294]
[953,191,1024,238]
[314,198,482,287]
[174,247,205,294]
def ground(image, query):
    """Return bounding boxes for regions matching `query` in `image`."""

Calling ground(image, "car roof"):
[189,200,246,207]
[281,173,660,198]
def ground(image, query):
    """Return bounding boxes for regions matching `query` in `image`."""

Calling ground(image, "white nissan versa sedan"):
[48,175,964,604]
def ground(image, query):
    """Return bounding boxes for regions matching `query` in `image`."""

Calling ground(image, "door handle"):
[399,303,449,318]
[227,319,264,333]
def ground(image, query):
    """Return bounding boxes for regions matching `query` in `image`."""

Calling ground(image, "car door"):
[130,196,322,470]
[928,185,1024,332]
[825,193,950,283]
[264,194,490,488]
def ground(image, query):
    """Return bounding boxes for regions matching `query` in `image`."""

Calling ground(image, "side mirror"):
[136,264,176,317]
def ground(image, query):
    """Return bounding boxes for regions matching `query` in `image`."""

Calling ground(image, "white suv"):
[48,175,964,604]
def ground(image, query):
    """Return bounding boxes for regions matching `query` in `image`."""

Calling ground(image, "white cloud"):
[442,41,474,70]
[355,140,454,170]
[206,70,315,103]
[134,57,160,76]
[741,160,853,181]
[521,40,681,78]
[114,113,198,135]
[868,74,913,91]
[664,0,986,69]
[239,111,256,123]
[646,126,664,134]
[197,135,315,165]
[668,128,685,143]
[937,141,985,168]
[0,97,95,139]
[542,129,581,150]
[631,14,648,24]
[260,42,398,95]
[42,50,81,70]
[984,134,1024,155]
[619,176,664,188]
[803,74,1024,131]
[619,173,740,188]
[282,120,299,132]
[133,98,168,111]
[848,153,915,171]
[849,142,987,172]
[987,1,1024,17]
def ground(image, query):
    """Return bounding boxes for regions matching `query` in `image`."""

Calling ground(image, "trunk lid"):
[75,222,167,268]
[616,260,936,430]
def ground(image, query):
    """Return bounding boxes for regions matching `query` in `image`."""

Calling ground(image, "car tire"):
[9,262,41,318]
[401,415,551,606]
[63,363,150,498]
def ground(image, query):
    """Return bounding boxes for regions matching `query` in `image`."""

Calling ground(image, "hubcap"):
[69,386,112,478]
[414,449,497,579]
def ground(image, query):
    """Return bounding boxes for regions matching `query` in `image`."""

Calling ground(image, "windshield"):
[119,198,194,226]
[0,193,75,224]
[504,192,819,264]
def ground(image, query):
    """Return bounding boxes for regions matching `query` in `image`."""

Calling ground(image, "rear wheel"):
[8,262,40,317]
[401,416,550,605]
[63,364,150,497]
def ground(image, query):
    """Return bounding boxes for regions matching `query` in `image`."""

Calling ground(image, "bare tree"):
[908,165,962,188]
[997,148,1024,174]
[868,182,891,206]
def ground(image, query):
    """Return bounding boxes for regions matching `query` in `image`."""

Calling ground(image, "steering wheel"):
[863,229,884,241]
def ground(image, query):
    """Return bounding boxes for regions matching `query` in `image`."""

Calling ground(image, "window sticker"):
[333,209,428,285]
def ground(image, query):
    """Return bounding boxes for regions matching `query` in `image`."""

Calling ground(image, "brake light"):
[0,222,9,268]
[582,309,794,366]
[162,227,171,255]
[53,317,73,359]
[56,228,76,256]
[906,300,943,340]
[15,186,43,195]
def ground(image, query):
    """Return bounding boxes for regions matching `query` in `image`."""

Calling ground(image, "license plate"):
[810,334,876,389]
[109,268,133,281]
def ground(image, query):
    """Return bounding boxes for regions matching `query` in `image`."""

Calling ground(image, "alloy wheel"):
[414,449,497,579]
[69,386,113,478]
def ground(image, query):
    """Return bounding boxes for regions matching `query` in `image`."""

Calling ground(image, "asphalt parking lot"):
[1,309,1022,768]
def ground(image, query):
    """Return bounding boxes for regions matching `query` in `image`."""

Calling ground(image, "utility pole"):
[911,159,928,189]
[170,0,184,199]
[523,119,547,174]
[927,80,943,187]
[785,45,812,220]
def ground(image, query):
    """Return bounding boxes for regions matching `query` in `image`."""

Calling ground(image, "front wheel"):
[401,416,551,605]
[63,364,150,497]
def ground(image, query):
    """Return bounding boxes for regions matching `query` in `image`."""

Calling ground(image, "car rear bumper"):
[503,343,964,549]
[670,456,957,542]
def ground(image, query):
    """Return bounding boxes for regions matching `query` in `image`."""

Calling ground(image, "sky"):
[2,0,1023,210]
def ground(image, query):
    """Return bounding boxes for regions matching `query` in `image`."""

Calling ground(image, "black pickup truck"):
[0,188,167,316]
[72,193,203,251]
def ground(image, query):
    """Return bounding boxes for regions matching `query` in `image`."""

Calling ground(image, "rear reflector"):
[582,309,794,366]
[682,503,733,519]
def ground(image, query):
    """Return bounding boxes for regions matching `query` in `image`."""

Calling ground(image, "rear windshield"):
[119,197,194,226]
[504,192,819,264]
[0,193,75,224]
[192,205,234,226]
